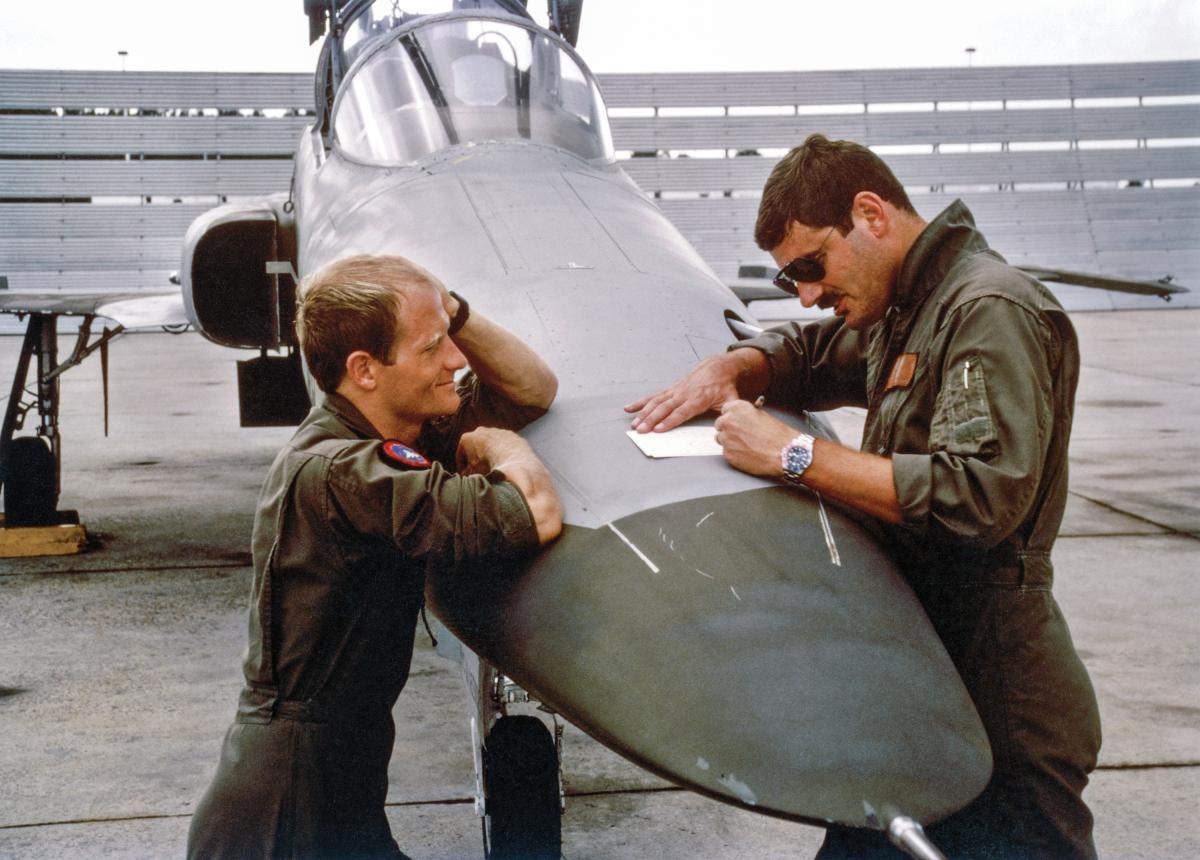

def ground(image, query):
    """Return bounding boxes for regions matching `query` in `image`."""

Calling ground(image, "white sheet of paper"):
[626,426,722,458]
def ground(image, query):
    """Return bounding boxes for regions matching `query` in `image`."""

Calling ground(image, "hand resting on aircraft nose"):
[457,427,563,545]
[624,348,771,433]
[456,427,526,475]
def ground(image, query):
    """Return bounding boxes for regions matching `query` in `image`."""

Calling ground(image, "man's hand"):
[625,349,770,433]
[713,400,795,477]
[442,296,558,410]
[457,427,563,544]
[433,279,460,320]
[456,427,525,475]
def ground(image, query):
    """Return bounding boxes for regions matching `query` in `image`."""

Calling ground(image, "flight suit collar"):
[892,199,990,312]
[317,391,383,440]
[868,200,992,407]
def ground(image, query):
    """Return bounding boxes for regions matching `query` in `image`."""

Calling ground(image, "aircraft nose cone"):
[428,485,992,828]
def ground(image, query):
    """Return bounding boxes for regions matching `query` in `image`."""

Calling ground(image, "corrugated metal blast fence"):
[1,61,1197,317]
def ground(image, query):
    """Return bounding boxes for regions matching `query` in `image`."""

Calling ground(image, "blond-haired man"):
[188,254,561,859]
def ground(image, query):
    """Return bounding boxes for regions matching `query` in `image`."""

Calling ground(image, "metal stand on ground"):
[0,311,119,554]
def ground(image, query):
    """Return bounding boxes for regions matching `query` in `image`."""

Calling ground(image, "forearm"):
[494,454,563,545]
[801,440,902,525]
[728,347,771,400]
[453,313,558,409]
[715,400,901,525]
[737,317,868,411]
[456,426,561,545]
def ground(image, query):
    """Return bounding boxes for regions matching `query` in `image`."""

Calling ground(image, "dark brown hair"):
[755,134,916,251]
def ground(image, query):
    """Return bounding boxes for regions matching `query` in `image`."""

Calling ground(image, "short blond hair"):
[295,254,443,393]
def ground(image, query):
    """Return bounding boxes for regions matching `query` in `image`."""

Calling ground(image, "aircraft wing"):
[1015,266,1189,300]
[728,263,1191,305]
[0,290,188,330]
[729,265,787,304]
[1,288,191,525]
[729,283,788,303]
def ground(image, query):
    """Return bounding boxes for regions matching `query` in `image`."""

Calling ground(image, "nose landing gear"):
[481,713,562,860]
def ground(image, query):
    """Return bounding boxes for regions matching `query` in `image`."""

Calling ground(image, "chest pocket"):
[930,356,999,456]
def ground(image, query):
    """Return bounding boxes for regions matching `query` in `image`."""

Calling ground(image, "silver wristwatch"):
[780,433,815,486]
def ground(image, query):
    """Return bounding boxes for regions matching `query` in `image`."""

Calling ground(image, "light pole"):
[118,50,128,72]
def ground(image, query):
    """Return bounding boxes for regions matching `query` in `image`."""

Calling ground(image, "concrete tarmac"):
[1,309,1197,859]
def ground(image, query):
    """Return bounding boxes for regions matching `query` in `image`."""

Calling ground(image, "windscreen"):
[333,16,614,164]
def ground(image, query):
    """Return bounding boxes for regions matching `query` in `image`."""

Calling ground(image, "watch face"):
[784,436,814,480]
[786,446,811,474]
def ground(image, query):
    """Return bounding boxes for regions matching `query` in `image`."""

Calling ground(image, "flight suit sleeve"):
[731,315,870,411]
[418,372,548,467]
[324,442,540,566]
[891,294,1058,548]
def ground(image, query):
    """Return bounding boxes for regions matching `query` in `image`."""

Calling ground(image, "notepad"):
[626,426,723,458]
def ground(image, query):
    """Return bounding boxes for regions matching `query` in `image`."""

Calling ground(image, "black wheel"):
[481,715,562,860]
[3,436,57,527]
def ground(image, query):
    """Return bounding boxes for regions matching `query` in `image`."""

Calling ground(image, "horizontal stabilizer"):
[730,284,791,303]
[731,264,791,303]
[1018,266,1189,301]
[0,291,188,330]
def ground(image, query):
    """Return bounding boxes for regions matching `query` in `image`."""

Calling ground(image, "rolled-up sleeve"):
[326,444,539,566]
[892,295,1055,548]
[732,315,869,411]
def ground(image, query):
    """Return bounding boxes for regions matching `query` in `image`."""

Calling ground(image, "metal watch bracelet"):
[780,433,815,486]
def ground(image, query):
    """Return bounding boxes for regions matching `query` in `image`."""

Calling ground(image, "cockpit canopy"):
[333,13,614,165]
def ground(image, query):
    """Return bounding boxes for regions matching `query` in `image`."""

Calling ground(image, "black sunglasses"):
[772,225,837,294]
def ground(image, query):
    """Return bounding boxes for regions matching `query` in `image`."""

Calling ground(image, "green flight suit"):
[739,201,1101,859]
[187,375,543,860]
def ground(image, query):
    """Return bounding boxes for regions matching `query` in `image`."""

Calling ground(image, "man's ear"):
[851,191,888,237]
[343,350,378,392]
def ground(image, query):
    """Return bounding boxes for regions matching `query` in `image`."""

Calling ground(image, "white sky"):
[1,1,1197,75]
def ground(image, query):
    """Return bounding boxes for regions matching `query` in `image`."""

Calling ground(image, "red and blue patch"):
[380,440,431,470]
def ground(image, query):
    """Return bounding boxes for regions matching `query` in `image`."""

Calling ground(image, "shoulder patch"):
[380,440,432,470]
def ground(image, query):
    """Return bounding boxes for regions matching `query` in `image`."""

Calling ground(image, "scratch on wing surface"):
[816,493,842,567]
[607,523,659,574]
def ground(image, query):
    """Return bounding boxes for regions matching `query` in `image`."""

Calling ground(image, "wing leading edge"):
[0,290,188,330]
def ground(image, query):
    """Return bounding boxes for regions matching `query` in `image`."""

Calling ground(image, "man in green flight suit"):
[188,254,562,859]
[627,134,1101,859]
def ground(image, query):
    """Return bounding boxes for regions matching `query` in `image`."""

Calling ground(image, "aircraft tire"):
[3,436,57,527]
[481,715,562,860]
